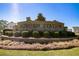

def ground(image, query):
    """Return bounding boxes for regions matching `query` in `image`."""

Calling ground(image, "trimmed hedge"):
[51,31,60,38]
[67,31,75,37]
[14,31,21,37]
[5,31,13,36]
[22,31,29,37]
[50,31,75,38]
[59,31,68,37]
[3,30,76,38]
[32,31,40,38]
[39,31,43,37]
[43,31,50,38]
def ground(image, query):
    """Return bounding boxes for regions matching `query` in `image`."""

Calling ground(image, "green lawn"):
[0,47,79,56]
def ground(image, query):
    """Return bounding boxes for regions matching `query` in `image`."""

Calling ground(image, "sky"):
[0,3,79,29]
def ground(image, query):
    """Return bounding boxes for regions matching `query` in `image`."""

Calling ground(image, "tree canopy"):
[36,13,46,21]
[0,20,8,32]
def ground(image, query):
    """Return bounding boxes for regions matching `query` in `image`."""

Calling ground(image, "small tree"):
[36,13,46,21]
[26,17,32,22]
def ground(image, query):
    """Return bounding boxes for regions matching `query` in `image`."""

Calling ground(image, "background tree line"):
[0,19,8,33]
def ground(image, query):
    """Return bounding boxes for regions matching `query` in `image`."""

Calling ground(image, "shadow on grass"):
[2,46,76,51]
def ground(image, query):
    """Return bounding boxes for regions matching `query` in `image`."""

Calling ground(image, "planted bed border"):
[0,35,77,43]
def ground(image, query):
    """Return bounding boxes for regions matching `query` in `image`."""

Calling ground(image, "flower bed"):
[0,39,79,50]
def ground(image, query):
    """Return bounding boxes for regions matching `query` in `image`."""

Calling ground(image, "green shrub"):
[50,31,68,38]
[50,31,55,38]
[59,31,75,37]
[59,31,67,37]
[4,31,8,35]
[22,31,29,37]
[54,32,60,38]
[28,31,33,37]
[5,31,13,36]
[39,31,43,37]
[67,31,75,37]
[14,31,21,37]
[49,31,58,38]
[43,31,50,38]
[32,31,40,38]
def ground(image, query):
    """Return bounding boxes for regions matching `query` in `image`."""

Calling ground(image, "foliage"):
[53,32,60,38]
[49,31,76,38]
[49,31,60,38]
[5,31,13,36]
[39,31,43,37]
[0,20,8,32]
[14,31,21,37]
[58,31,76,37]
[43,31,50,38]
[28,30,33,37]
[32,31,40,38]
[36,13,45,21]
[67,31,75,37]
[22,31,29,37]
[26,17,32,22]
[59,31,68,37]
[50,31,55,38]
[3,29,13,35]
